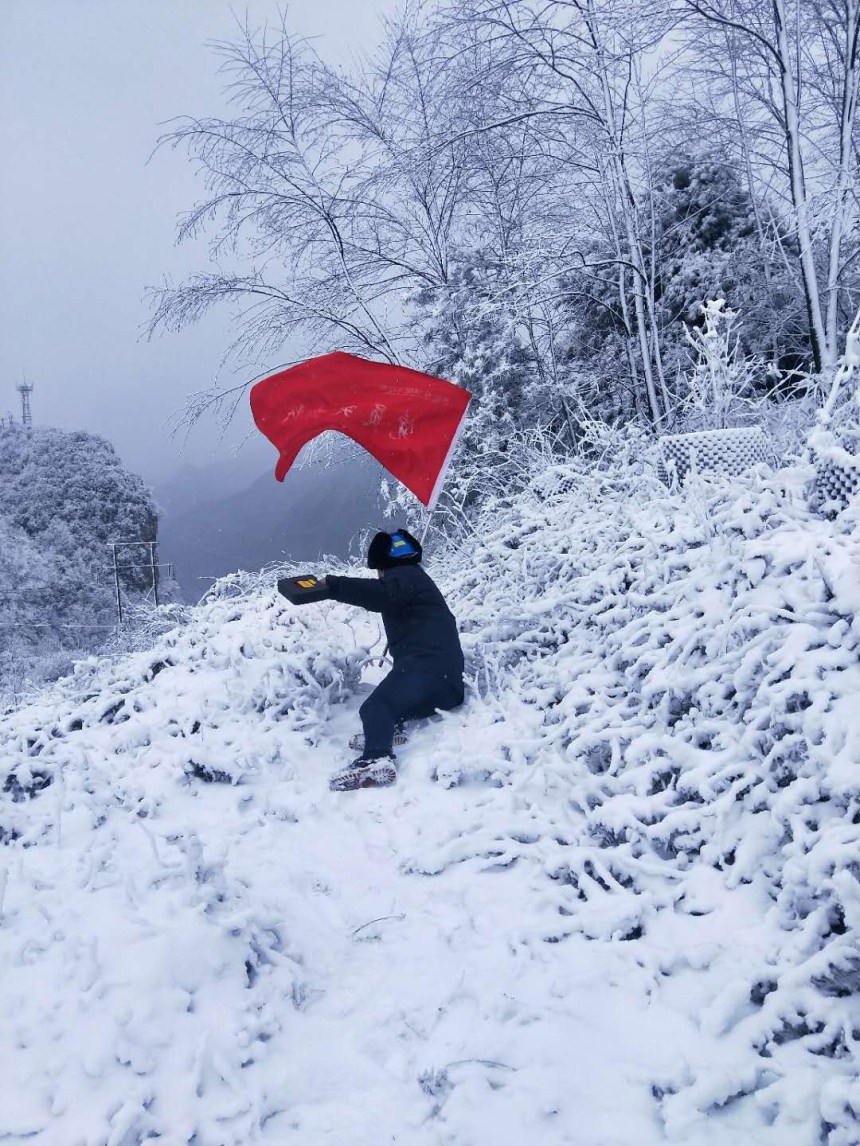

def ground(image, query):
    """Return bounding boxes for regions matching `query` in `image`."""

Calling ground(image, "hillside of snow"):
[1,459,858,1146]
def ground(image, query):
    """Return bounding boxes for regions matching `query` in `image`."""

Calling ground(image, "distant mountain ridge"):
[157,454,390,600]
[152,443,274,519]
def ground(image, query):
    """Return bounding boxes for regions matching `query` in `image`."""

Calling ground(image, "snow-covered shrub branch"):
[680,300,760,430]
[422,460,860,1140]
[154,1,860,442]
[1,451,857,1142]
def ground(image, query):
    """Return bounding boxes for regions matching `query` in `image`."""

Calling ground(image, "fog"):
[0,0,397,485]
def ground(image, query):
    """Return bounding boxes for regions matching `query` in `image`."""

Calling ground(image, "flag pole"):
[419,395,471,546]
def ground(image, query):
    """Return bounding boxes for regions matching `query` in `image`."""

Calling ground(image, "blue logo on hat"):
[389,531,417,559]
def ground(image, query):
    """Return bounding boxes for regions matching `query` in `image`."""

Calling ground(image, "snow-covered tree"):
[152,1,860,448]
[650,153,808,366]
[413,257,544,509]
[0,424,160,698]
[681,0,860,372]
[0,425,157,594]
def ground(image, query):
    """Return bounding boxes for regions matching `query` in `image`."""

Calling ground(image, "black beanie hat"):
[367,528,423,570]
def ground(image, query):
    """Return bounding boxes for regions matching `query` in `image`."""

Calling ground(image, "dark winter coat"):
[326,565,464,685]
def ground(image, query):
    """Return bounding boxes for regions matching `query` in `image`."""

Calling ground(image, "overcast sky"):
[0,0,397,484]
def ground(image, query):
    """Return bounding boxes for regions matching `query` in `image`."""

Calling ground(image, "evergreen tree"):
[0,424,159,695]
[651,152,810,381]
[0,425,157,592]
[413,255,542,506]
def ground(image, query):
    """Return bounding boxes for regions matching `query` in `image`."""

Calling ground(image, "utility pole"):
[148,541,159,607]
[112,543,123,626]
[110,540,173,626]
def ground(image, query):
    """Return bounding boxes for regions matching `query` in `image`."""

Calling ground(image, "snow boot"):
[329,754,397,792]
[349,728,408,752]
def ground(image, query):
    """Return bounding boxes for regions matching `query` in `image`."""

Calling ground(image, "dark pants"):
[360,661,464,758]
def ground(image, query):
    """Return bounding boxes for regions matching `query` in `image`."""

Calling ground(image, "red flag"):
[250,352,471,507]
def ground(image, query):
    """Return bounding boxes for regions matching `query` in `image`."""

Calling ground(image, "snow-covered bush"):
[424,459,860,1142]
[679,300,761,431]
[0,563,374,1142]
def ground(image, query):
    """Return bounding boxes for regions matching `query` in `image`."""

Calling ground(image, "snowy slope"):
[0,460,858,1146]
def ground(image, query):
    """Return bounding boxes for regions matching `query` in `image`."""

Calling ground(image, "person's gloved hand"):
[277,574,329,604]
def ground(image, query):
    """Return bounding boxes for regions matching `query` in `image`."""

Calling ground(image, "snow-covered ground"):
[1,460,858,1145]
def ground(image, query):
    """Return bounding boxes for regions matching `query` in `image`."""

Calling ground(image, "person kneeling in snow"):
[322,529,464,792]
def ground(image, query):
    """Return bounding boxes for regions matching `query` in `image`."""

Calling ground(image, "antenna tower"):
[17,381,33,427]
